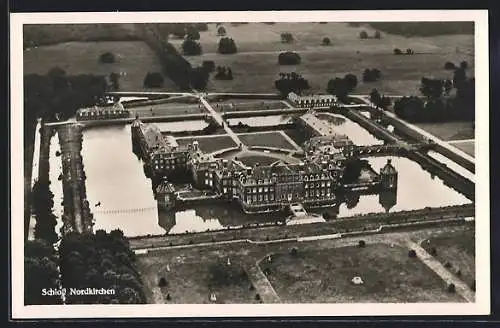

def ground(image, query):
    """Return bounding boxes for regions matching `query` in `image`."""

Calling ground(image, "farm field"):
[238,131,297,150]
[450,141,475,157]
[414,122,475,141]
[179,22,473,95]
[260,243,465,303]
[176,135,237,153]
[137,256,256,304]
[420,226,475,287]
[23,41,178,91]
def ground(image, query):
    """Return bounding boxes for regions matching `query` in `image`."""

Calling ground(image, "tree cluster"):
[341,159,369,184]
[217,37,237,54]
[143,72,165,88]
[321,37,332,46]
[32,179,58,244]
[326,73,358,103]
[59,230,147,304]
[109,72,120,91]
[24,68,109,123]
[444,60,468,71]
[394,48,414,55]
[217,26,227,36]
[278,51,301,65]
[369,89,392,110]
[280,32,294,43]
[214,66,233,80]
[25,240,62,305]
[362,68,381,82]
[189,66,210,90]
[99,52,116,64]
[366,22,474,37]
[359,30,381,39]
[185,25,201,40]
[202,60,216,73]
[274,72,310,96]
[182,39,202,55]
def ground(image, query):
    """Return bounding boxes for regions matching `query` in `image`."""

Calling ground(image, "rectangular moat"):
[44,109,473,238]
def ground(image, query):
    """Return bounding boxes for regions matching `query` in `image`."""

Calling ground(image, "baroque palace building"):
[131,116,398,214]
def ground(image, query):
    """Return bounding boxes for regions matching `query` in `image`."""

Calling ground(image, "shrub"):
[358,240,366,248]
[456,270,462,277]
[447,283,456,293]
[143,72,164,88]
[460,61,468,69]
[444,61,456,70]
[166,293,171,301]
[444,261,452,269]
[158,277,167,287]
[280,32,294,43]
[249,284,255,291]
[429,247,438,256]
[255,293,261,301]
[99,52,115,64]
[374,30,381,39]
[408,249,417,258]
[359,30,369,39]
[217,26,227,36]
[290,247,298,256]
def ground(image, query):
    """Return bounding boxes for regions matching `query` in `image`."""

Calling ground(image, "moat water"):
[43,114,473,237]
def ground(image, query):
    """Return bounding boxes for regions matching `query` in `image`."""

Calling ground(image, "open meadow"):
[178,22,474,95]
[23,41,178,91]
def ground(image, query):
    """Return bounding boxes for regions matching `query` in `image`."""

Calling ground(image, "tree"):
[158,277,167,287]
[370,89,382,107]
[109,72,120,91]
[99,52,116,64]
[194,23,208,31]
[429,247,438,256]
[218,37,237,54]
[214,66,234,81]
[393,48,403,55]
[453,67,467,88]
[186,26,200,40]
[202,60,215,73]
[374,30,382,39]
[290,247,298,256]
[322,37,332,46]
[275,72,310,96]
[171,23,186,39]
[358,240,366,248]
[363,68,381,82]
[444,61,456,70]
[278,51,301,65]
[460,60,468,69]
[359,30,369,39]
[420,77,444,99]
[217,26,227,36]
[408,249,417,258]
[143,72,164,88]
[447,283,456,293]
[394,96,425,122]
[444,79,453,95]
[182,39,202,55]
[280,32,294,43]
[406,48,414,55]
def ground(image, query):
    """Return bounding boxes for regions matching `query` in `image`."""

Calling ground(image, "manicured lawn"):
[420,227,475,288]
[450,141,475,157]
[24,41,178,91]
[260,243,465,303]
[414,122,475,141]
[176,135,237,153]
[238,155,281,167]
[209,100,287,112]
[129,101,206,117]
[136,255,257,304]
[238,132,296,150]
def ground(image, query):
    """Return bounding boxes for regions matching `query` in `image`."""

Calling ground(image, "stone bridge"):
[344,143,435,158]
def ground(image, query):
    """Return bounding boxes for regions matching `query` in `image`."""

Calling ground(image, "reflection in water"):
[316,113,384,146]
[81,125,165,237]
[227,115,292,127]
[154,120,208,133]
[46,117,474,237]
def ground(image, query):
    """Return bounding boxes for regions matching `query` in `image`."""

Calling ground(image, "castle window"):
[305,191,309,197]
[258,187,263,193]
[264,187,268,192]
[253,195,257,202]
[258,195,263,201]
[264,194,268,201]
[253,187,257,193]
[270,194,275,201]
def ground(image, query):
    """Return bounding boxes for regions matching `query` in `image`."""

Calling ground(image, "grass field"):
[420,227,475,287]
[178,22,473,95]
[129,101,205,117]
[450,141,475,157]
[238,131,296,150]
[414,122,475,141]
[137,256,256,304]
[23,41,178,91]
[238,155,280,167]
[176,135,237,153]
[260,243,464,303]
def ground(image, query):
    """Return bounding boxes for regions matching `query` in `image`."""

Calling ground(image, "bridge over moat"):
[344,143,436,158]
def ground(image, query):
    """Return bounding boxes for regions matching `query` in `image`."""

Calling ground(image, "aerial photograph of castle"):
[18,14,482,311]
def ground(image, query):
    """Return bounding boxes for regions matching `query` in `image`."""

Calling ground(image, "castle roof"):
[381,159,397,174]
